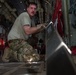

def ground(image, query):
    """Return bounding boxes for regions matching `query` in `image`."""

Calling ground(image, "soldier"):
[2,2,45,62]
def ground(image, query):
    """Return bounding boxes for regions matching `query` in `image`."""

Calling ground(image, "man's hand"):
[37,23,47,31]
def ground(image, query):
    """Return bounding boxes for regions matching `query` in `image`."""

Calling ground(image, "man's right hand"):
[37,23,47,31]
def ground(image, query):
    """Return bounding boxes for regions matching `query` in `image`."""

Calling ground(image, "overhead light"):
[20,1,22,3]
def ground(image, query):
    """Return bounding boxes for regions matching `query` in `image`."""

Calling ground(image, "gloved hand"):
[37,23,47,29]
[42,23,48,27]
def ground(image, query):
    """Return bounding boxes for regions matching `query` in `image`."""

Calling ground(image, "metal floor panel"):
[0,62,45,75]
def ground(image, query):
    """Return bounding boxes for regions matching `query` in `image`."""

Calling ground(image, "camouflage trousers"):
[2,39,40,62]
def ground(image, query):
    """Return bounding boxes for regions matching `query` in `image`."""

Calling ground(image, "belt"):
[8,39,26,43]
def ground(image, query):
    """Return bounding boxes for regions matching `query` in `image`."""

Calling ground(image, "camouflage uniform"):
[2,39,40,62]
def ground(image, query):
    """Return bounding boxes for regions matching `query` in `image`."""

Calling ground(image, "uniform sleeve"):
[20,14,31,26]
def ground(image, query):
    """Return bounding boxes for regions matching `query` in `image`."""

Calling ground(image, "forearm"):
[23,23,46,35]
[24,25,44,35]
[27,26,41,34]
